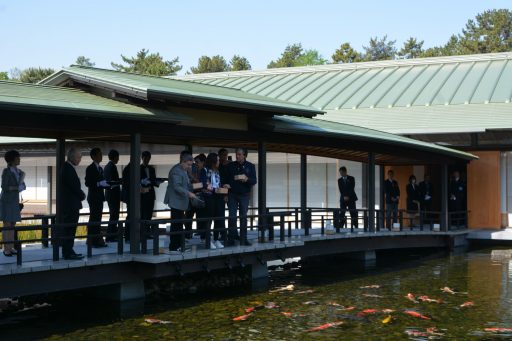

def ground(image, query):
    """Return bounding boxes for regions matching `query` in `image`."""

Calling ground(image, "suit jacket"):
[104,160,120,202]
[61,161,85,213]
[121,163,130,204]
[338,175,358,202]
[384,179,400,204]
[85,162,105,204]
[164,163,191,211]
[227,160,257,195]
[419,180,433,203]
[449,178,465,202]
[140,164,158,201]
[406,183,421,210]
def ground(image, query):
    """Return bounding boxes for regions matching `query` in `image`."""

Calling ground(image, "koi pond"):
[3,247,512,340]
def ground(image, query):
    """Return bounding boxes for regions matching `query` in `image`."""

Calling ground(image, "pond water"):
[3,247,512,340]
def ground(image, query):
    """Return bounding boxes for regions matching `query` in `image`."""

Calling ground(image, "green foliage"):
[75,56,95,67]
[0,72,8,80]
[268,44,326,68]
[15,67,56,83]
[332,42,362,63]
[230,55,251,71]
[190,55,229,74]
[111,49,182,76]
[363,35,397,61]
[459,9,512,53]
[398,37,424,58]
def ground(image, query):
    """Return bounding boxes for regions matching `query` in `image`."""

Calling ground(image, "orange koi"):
[281,312,293,317]
[485,327,512,333]
[404,310,431,320]
[232,313,252,321]
[327,301,342,307]
[305,321,343,332]
[245,305,264,313]
[357,309,378,317]
[460,301,474,308]
[340,306,356,311]
[381,309,395,313]
[426,327,445,336]
[405,293,419,303]
[270,284,295,293]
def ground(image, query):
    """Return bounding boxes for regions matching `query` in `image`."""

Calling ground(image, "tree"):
[398,37,424,59]
[332,42,362,63]
[16,67,55,83]
[267,43,304,68]
[268,44,325,68]
[0,72,8,81]
[459,9,512,53]
[230,55,251,71]
[363,35,397,61]
[111,49,182,76]
[75,56,95,67]
[296,49,327,66]
[190,55,229,74]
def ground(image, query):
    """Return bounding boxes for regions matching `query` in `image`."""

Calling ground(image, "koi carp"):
[244,305,264,313]
[405,329,429,337]
[404,310,431,320]
[485,327,512,333]
[357,309,378,317]
[381,315,393,324]
[265,302,279,309]
[305,321,343,332]
[381,309,395,313]
[144,318,172,325]
[418,295,443,303]
[440,286,456,294]
[281,312,293,317]
[460,301,474,308]
[360,284,380,289]
[232,313,252,321]
[295,289,315,294]
[339,306,356,311]
[270,284,294,293]
[405,293,419,303]
[362,294,384,298]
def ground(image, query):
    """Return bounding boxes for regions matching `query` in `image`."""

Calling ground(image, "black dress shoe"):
[63,254,84,260]
[242,239,252,246]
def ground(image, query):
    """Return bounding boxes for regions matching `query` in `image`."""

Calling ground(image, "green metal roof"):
[0,80,187,123]
[271,116,476,161]
[41,66,323,118]
[179,52,512,134]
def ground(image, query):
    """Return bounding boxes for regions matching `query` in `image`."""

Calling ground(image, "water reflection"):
[4,248,512,339]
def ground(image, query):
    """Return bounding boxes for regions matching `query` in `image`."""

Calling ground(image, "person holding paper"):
[85,147,108,247]
[1,150,26,257]
[227,147,257,246]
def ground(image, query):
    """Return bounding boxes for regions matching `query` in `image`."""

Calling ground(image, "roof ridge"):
[177,52,512,80]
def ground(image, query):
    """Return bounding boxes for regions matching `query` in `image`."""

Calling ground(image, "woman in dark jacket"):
[1,150,26,256]
[406,175,421,227]
[198,153,228,249]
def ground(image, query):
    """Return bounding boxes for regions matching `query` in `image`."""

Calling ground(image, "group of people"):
[337,167,466,230]
[58,147,257,259]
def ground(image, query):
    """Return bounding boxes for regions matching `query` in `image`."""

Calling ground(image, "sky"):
[0,0,510,75]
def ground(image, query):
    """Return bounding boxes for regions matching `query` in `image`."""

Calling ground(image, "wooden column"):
[258,142,267,242]
[441,164,449,232]
[367,152,376,232]
[129,133,141,253]
[300,154,308,235]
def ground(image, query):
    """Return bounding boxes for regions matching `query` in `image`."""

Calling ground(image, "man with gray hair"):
[59,148,86,260]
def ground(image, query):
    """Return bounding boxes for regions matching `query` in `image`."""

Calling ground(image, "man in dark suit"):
[85,147,108,247]
[419,174,433,223]
[226,147,257,246]
[449,170,466,227]
[60,148,85,260]
[338,166,358,228]
[104,149,120,242]
[385,170,400,230]
[140,151,159,238]
[121,162,131,242]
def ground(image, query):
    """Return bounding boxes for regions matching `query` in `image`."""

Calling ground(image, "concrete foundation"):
[96,281,146,302]
[251,262,269,290]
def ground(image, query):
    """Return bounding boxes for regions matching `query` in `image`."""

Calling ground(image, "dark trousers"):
[170,207,185,251]
[87,200,104,244]
[423,200,432,224]
[184,208,196,239]
[106,195,120,241]
[386,202,398,229]
[449,199,465,227]
[61,210,79,257]
[228,192,249,242]
[340,199,358,228]
[199,194,226,241]
[141,194,155,236]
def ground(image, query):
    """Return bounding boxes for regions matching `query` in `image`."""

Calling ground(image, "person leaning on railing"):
[164,151,197,253]
[1,150,26,257]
